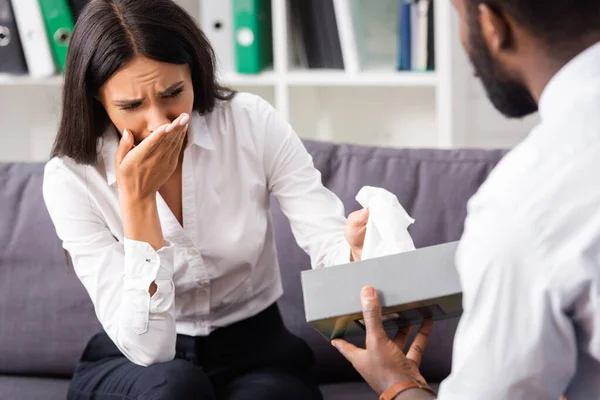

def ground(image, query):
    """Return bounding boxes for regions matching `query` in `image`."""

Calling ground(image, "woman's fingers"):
[122,113,190,164]
[137,123,170,157]
[163,113,189,164]
[166,114,190,151]
[169,122,189,165]
[157,113,188,155]
[114,129,134,165]
[166,113,189,133]
[134,114,186,155]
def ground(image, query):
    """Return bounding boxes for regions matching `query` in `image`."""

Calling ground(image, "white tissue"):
[356,186,416,260]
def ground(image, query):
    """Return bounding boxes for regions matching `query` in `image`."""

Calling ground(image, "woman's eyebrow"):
[112,81,184,105]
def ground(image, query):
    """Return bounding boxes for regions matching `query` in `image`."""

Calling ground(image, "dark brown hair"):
[51,0,235,164]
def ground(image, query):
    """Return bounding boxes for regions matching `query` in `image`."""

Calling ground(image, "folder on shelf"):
[233,0,273,74]
[0,0,28,75]
[289,0,308,68]
[11,0,56,78]
[350,0,396,71]
[426,0,435,71]
[293,0,343,70]
[411,0,429,71]
[39,0,75,73]
[321,0,344,70]
[333,0,361,73]
[201,0,235,73]
[68,0,91,21]
[292,0,321,69]
[398,0,412,71]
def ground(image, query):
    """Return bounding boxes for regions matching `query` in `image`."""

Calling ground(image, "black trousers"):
[68,304,323,400]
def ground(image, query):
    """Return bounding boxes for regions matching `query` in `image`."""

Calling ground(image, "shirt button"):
[187,248,199,257]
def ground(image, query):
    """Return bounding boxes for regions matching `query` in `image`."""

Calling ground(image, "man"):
[332,0,600,399]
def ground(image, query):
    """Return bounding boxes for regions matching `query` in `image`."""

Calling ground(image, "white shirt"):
[43,93,351,366]
[439,42,600,399]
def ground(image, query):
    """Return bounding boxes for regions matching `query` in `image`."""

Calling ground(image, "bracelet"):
[379,380,436,400]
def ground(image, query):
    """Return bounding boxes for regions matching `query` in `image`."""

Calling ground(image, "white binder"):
[333,0,361,74]
[411,0,429,71]
[10,0,56,78]
[200,0,235,74]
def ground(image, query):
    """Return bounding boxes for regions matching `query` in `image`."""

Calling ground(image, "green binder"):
[38,0,75,73]
[233,0,273,74]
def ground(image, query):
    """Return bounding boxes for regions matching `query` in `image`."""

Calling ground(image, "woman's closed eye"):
[162,87,184,99]
[119,101,142,111]
[118,88,184,111]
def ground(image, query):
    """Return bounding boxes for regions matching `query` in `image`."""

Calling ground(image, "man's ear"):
[478,3,511,56]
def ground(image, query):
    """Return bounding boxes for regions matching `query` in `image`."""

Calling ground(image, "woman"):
[43,0,368,399]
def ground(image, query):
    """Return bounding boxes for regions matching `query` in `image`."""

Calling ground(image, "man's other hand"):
[331,286,433,395]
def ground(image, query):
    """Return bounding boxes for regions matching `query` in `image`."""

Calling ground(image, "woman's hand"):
[114,113,189,255]
[345,208,369,261]
[114,113,190,202]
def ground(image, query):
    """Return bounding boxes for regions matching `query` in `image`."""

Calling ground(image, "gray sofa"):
[0,140,506,399]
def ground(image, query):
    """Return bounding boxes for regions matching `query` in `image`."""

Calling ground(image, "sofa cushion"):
[0,163,100,377]
[274,141,506,384]
[0,376,69,400]
[0,142,506,383]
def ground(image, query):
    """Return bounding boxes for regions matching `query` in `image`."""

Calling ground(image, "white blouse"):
[43,93,351,366]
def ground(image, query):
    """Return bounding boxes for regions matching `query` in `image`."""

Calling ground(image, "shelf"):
[0,74,64,86]
[285,70,437,87]
[0,70,438,88]
[219,70,277,86]
[0,72,278,87]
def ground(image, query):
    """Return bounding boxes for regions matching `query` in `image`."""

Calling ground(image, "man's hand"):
[332,286,434,397]
[345,208,369,261]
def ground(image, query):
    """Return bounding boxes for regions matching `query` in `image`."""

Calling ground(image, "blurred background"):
[0,0,540,161]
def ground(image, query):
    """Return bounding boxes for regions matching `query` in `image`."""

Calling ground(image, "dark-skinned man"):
[333,1,600,399]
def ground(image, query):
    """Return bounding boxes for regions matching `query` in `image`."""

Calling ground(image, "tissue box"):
[301,241,461,340]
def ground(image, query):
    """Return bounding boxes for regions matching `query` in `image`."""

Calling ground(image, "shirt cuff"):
[123,238,175,291]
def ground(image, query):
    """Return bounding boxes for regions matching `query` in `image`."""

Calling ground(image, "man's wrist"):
[393,388,437,400]
[380,378,436,400]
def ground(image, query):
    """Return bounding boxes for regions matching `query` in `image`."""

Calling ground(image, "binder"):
[293,0,327,69]
[398,0,412,71]
[38,0,75,73]
[411,0,429,71]
[426,0,435,70]
[68,0,91,21]
[201,0,234,73]
[289,0,308,68]
[233,0,273,74]
[333,0,361,73]
[0,0,28,74]
[321,0,344,69]
[11,0,56,78]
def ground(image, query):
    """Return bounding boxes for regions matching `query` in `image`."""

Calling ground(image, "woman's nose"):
[146,111,171,134]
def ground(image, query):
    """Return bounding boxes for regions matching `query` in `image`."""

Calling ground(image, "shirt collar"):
[538,41,600,122]
[99,111,214,186]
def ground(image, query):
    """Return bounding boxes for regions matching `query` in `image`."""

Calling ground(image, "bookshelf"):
[0,0,473,161]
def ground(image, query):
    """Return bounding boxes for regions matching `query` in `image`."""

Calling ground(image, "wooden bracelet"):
[379,380,436,400]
